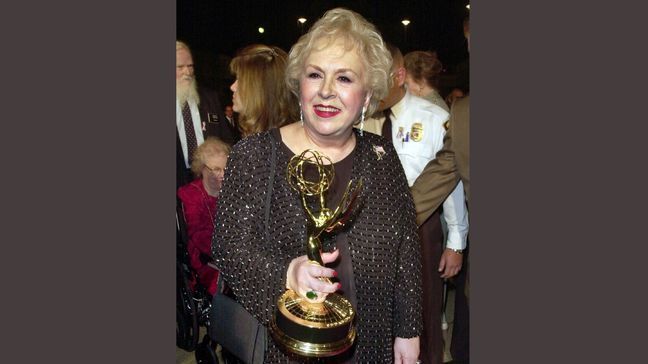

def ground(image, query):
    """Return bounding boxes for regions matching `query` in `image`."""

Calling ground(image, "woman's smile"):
[313,104,341,118]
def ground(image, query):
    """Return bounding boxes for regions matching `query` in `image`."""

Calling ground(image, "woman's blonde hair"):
[285,8,392,117]
[230,44,298,136]
[190,137,231,178]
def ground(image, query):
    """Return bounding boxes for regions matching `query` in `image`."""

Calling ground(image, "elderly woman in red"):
[178,137,230,296]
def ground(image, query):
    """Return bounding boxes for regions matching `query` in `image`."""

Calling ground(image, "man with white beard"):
[176,41,238,188]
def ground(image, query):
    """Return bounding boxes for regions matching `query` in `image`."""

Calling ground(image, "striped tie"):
[182,102,198,164]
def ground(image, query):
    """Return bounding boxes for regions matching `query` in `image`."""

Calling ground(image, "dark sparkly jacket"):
[212,129,422,362]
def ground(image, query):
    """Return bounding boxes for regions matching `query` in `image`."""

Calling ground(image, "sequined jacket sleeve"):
[347,132,422,348]
[211,134,293,325]
[380,137,423,338]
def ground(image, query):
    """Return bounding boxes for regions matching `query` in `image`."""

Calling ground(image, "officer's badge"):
[410,122,423,142]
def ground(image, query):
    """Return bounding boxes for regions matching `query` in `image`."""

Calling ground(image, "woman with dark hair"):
[229,44,298,137]
[403,50,449,112]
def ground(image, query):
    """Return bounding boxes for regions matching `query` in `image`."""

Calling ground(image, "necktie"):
[182,102,198,165]
[381,108,393,141]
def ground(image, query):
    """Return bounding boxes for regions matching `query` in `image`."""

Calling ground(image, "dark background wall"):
[177,0,470,107]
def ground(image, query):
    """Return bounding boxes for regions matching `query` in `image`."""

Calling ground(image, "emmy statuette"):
[270,149,362,357]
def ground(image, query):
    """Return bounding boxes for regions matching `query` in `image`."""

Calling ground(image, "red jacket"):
[178,179,219,296]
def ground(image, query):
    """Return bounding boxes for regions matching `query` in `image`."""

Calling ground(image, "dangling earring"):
[359,107,366,136]
[299,102,304,126]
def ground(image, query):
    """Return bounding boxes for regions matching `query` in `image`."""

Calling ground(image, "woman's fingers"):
[321,248,340,264]
[310,277,341,293]
[287,252,342,301]
[307,261,338,278]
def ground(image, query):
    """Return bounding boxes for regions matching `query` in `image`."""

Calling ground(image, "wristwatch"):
[448,248,463,254]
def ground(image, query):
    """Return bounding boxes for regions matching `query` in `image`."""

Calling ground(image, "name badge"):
[208,113,219,123]
[410,122,423,142]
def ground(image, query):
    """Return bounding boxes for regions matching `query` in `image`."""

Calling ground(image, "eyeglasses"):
[204,164,224,175]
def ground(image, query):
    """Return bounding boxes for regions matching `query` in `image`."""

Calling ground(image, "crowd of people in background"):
[177,7,469,364]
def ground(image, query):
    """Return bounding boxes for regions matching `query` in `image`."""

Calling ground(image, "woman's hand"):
[394,336,420,364]
[286,249,340,303]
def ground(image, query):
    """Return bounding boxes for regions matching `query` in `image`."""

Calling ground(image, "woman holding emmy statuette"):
[212,8,422,363]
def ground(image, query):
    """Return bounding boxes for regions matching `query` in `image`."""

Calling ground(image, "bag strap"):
[263,139,277,242]
[217,138,277,294]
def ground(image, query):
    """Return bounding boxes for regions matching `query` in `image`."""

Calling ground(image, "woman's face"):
[230,79,243,113]
[201,153,228,194]
[299,38,371,139]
